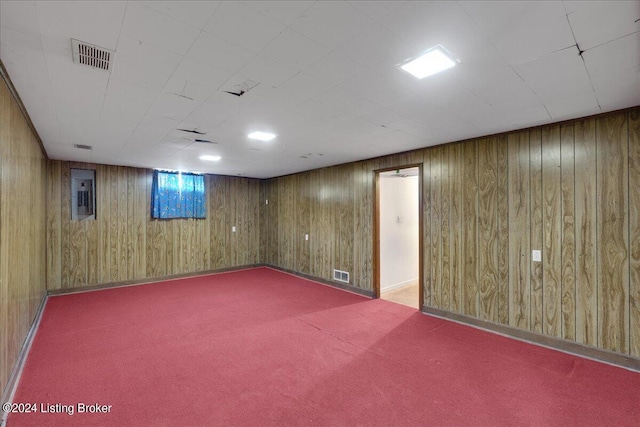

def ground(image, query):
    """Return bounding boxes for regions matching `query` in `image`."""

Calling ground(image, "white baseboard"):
[381,278,418,293]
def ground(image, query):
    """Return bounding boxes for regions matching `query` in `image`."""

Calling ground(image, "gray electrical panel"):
[71,168,96,220]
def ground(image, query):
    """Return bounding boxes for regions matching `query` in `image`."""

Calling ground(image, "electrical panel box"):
[71,168,96,220]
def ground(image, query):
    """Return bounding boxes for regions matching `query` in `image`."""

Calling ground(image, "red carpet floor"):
[7,267,640,426]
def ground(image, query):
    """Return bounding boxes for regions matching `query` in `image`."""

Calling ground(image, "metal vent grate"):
[71,39,113,71]
[333,269,350,284]
[74,144,93,150]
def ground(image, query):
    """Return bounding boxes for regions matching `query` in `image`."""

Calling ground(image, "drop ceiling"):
[1,1,638,179]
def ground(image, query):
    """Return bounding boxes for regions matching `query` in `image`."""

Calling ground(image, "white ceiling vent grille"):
[71,39,113,71]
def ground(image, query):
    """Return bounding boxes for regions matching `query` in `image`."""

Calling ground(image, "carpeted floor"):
[7,267,640,426]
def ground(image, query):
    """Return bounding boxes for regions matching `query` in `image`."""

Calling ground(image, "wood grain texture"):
[450,143,463,313]
[0,77,47,395]
[574,118,597,346]
[422,150,432,306]
[629,110,640,357]
[596,114,629,353]
[530,130,544,334]
[508,131,531,330]
[462,141,479,317]
[496,136,509,324]
[478,137,498,322]
[560,124,576,341]
[542,126,562,338]
[431,147,442,308]
[441,146,451,310]
[48,164,261,289]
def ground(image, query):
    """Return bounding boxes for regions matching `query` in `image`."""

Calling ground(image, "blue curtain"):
[151,171,206,219]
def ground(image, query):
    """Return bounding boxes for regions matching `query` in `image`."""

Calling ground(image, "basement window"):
[151,170,206,219]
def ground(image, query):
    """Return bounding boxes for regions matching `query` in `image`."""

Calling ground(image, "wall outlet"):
[265,199,268,205]
[305,234,309,241]
[232,226,236,232]
[532,250,542,262]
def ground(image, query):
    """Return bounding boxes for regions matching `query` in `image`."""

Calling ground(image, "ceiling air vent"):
[71,39,113,71]
[74,144,92,150]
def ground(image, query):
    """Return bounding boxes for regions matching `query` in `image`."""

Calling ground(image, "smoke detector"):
[71,39,113,71]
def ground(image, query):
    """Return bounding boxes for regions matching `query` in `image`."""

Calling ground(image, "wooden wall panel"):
[431,146,442,308]
[530,130,544,334]
[296,173,311,275]
[258,107,638,361]
[450,143,463,313]
[508,132,531,330]
[441,146,451,311]
[0,77,47,395]
[462,141,479,317]
[422,150,432,306]
[574,118,597,346]
[541,126,562,338]
[478,138,498,322]
[629,110,640,357]
[496,136,509,324]
[48,164,262,290]
[596,114,629,353]
[560,124,576,341]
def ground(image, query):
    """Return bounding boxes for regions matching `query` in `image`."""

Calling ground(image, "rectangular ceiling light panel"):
[400,45,456,79]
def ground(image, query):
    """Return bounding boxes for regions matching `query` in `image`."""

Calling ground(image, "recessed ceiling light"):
[248,131,276,141]
[199,155,221,161]
[400,45,456,79]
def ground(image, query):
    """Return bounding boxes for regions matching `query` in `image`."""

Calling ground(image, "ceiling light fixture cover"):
[400,45,456,79]
[248,131,276,141]
[199,155,221,161]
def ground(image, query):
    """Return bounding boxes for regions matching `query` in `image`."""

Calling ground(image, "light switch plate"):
[305,234,309,241]
[232,226,236,232]
[532,250,542,262]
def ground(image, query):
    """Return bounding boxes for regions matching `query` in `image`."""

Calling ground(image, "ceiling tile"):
[500,104,551,127]
[583,32,640,90]
[568,1,640,50]
[141,1,219,29]
[34,0,126,49]
[186,32,254,74]
[347,1,408,21]
[459,1,574,65]
[595,80,640,112]
[313,86,382,117]
[333,23,416,69]
[242,1,314,26]
[304,51,370,85]
[146,92,200,123]
[238,55,299,87]
[544,92,601,119]
[288,1,374,49]
[110,36,183,92]
[121,2,200,55]
[204,2,285,52]
[513,48,592,103]
[260,29,330,70]
[1,1,40,38]
[381,1,488,61]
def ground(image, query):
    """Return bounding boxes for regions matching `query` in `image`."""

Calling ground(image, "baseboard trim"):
[266,265,375,298]
[1,294,48,427]
[421,306,640,372]
[381,278,418,293]
[47,264,267,296]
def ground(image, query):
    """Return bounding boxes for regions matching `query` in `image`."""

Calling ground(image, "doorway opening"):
[375,166,422,309]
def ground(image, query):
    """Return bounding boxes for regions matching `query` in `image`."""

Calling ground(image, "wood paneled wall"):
[262,108,640,358]
[0,78,47,394]
[46,162,261,289]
